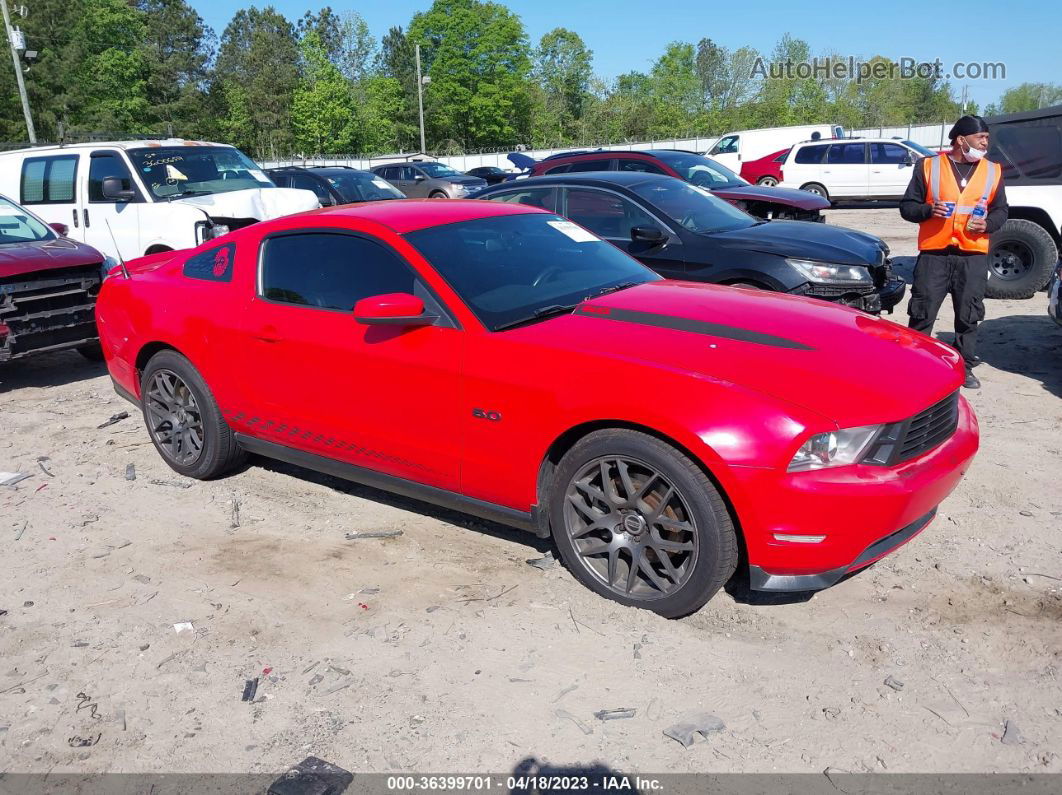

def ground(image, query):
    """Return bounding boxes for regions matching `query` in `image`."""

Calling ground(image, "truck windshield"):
[126,147,274,200]
[0,196,53,243]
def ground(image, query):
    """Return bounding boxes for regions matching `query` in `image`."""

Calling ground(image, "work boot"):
[963,368,980,389]
[967,355,983,367]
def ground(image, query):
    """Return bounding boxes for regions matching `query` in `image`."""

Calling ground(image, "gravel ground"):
[1,208,1060,777]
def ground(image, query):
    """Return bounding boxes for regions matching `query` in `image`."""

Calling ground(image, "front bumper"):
[798,276,906,314]
[728,395,978,592]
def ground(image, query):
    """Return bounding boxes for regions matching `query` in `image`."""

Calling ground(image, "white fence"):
[260,122,953,173]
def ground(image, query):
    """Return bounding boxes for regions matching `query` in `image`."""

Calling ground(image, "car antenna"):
[104,219,131,279]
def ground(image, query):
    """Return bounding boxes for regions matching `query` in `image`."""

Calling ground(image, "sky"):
[188,0,1054,110]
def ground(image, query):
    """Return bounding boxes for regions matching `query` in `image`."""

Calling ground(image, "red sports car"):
[96,200,978,617]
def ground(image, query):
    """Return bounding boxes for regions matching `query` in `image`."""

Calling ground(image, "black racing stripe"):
[575,306,815,350]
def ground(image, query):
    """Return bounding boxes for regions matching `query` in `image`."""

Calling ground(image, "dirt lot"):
[1,208,1060,777]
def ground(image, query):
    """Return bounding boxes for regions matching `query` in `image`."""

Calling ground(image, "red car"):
[528,149,829,222]
[740,148,790,187]
[0,194,106,363]
[96,200,978,617]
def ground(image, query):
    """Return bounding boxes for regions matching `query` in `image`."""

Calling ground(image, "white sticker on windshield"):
[372,178,392,189]
[250,169,268,182]
[548,220,599,243]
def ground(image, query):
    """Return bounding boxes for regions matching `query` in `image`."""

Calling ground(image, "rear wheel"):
[756,176,779,187]
[985,219,1058,299]
[800,182,830,202]
[549,429,738,618]
[140,350,245,479]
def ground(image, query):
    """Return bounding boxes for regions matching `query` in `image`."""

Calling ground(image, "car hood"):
[518,281,962,427]
[710,220,885,266]
[448,176,489,188]
[714,184,829,210]
[172,187,320,220]
[0,237,105,279]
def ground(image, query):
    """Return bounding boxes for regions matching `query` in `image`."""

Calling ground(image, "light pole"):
[1,0,34,143]
[415,43,430,154]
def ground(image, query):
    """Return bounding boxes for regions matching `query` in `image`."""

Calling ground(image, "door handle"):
[72,208,79,228]
[254,326,282,343]
[83,208,90,228]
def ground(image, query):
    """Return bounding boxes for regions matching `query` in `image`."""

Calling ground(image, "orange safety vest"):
[918,154,1000,253]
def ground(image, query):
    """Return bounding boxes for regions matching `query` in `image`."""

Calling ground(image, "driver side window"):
[563,188,656,240]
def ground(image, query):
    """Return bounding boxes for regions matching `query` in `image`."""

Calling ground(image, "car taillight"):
[0,321,9,338]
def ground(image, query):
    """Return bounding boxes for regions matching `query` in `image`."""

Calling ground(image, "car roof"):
[482,171,674,190]
[0,139,231,155]
[314,198,547,234]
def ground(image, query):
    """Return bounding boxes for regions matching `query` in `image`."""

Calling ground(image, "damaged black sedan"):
[474,172,905,314]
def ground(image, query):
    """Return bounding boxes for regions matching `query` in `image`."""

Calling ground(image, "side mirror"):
[413,174,426,182]
[631,225,665,244]
[48,221,69,237]
[102,177,136,201]
[354,293,438,327]
[903,155,916,166]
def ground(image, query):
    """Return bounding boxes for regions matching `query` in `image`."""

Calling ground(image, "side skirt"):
[234,433,544,536]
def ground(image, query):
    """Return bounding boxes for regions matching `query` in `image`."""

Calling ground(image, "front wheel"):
[140,350,246,479]
[549,429,738,618]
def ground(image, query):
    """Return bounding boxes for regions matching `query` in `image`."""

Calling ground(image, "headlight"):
[787,258,873,285]
[788,425,883,472]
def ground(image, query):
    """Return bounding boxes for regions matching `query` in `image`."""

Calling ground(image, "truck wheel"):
[548,429,738,618]
[986,219,1058,300]
[140,350,246,480]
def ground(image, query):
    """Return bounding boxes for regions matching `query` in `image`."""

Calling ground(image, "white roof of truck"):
[0,139,232,156]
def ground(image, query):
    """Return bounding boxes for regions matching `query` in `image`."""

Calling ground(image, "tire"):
[986,219,1058,300]
[548,429,738,618]
[429,190,448,199]
[756,176,779,187]
[77,342,105,362]
[800,182,830,202]
[140,350,245,479]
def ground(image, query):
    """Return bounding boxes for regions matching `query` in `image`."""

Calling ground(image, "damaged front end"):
[0,263,103,361]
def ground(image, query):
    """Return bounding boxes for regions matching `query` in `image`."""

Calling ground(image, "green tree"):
[377,25,419,150]
[994,82,1062,114]
[645,43,701,137]
[291,32,358,154]
[409,0,534,149]
[533,28,593,143]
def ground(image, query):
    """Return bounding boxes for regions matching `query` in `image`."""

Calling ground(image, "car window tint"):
[617,159,666,174]
[484,187,558,212]
[261,233,415,311]
[403,166,420,180]
[794,145,828,164]
[268,172,292,187]
[828,143,866,164]
[870,143,909,164]
[89,152,137,202]
[20,155,78,204]
[711,136,739,155]
[774,149,790,162]
[564,188,655,240]
[544,163,571,174]
[291,173,332,204]
[566,159,613,173]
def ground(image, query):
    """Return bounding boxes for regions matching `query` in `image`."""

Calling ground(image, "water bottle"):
[967,201,987,231]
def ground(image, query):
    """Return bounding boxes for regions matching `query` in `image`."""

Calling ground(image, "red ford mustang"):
[96,200,978,617]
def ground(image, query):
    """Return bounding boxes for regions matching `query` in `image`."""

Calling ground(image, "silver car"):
[371,162,486,199]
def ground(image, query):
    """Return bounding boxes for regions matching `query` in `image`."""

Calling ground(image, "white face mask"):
[961,140,986,162]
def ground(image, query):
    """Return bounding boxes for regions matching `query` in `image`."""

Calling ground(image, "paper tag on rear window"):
[548,220,599,242]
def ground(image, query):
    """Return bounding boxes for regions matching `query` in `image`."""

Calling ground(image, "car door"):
[403,165,433,197]
[290,172,335,206]
[869,142,917,198]
[81,149,143,261]
[18,152,82,239]
[823,142,869,197]
[375,166,408,196]
[561,186,685,279]
[238,228,462,490]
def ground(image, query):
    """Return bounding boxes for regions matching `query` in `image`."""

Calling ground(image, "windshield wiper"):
[493,303,579,332]
[586,281,639,300]
[166,189,214,201]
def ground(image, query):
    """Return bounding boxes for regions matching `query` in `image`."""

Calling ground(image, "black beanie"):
[948,115,989,141]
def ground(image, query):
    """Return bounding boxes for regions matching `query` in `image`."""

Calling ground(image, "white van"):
[0,140,320,263]
[706,124,845,172]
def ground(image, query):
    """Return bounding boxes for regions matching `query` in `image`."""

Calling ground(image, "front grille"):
[0,263,102,360]
[863,391,960,466]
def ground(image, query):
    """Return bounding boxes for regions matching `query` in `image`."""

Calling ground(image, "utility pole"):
[415,43,428,154]
[1,0,34,143]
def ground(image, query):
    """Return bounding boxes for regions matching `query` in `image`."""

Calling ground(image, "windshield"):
[417,162,461,178]
[0,196,54,243]
[323,171,404,202]
[629,180,755,235]
[903,140,937,158]
[405,213,658,331]
[651,151,749,189]
[126,146,274,200]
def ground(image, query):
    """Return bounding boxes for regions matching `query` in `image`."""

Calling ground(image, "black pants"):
[907,251,988,366]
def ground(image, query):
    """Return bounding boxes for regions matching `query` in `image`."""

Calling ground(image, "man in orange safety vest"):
[900,115,1008,389]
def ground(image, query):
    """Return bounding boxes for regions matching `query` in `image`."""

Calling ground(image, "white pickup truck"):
[986,106,1062,299]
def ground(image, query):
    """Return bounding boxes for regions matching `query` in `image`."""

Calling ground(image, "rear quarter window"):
[794,145,828,164]
[183,243,236,283]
